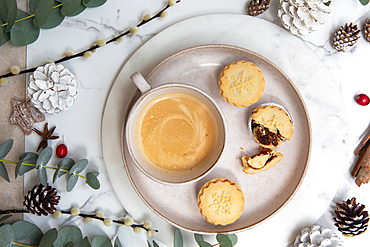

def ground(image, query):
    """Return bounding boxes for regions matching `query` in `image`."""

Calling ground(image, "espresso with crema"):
[135,92,219,175]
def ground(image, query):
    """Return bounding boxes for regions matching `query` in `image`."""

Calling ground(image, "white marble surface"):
[23,0,370,246]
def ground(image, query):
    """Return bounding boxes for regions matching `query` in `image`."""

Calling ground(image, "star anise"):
[33,123,59,151]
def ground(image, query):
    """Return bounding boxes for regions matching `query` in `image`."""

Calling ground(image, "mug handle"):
[130,72,152,94]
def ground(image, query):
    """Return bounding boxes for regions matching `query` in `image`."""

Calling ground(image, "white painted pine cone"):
[277,0,330,36]
[27,63,78,115]
[294,225,343,247]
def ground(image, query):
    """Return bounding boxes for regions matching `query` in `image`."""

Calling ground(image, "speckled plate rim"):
[120,44,312,234]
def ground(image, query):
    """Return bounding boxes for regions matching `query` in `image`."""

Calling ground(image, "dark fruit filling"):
[252,121,284,146]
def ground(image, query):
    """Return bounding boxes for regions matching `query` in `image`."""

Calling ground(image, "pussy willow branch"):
[0,0,181,79]
[0,209,157,232]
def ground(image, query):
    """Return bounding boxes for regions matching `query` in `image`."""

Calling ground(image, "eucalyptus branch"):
[0,0,181,80]
[0,139,100,191]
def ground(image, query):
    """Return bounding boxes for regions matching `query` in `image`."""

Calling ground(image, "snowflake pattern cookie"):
[197,178,245,226]
[218,60,265,107]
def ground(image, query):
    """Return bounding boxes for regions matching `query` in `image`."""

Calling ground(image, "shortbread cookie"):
[242,147,283,174]
[218,60,265,107]
[251,104,293,148]
[197,178,245,226]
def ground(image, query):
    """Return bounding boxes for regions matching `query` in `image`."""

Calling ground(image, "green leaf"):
[38,228,58,247]
[69,159,88,175]
[29,0,36,13]
[53,158,74,182]
[91,236,112,247]
[17,152,38,177]
[82,0,105,7]
[10,9,40,46]
[38,167,48,186]
[86,172,100,190]
[194,233,204,244]
[0,215,12,223]
[53,225,82,247]
[360,0,370,5]
[81,237,91,247]
[114,238,122,247]
[226,234,237,246]
[0,0,17,32]
[152,240,159,247]
[33,0,54,27]
[65,242,74,247]
[0,139,13,159]
[0,20,10,46]
[0,224,13,247]
[82,0,90,4]
[12,221,43,246]
[216,234,232,247]
[174,229,183,247]
[0,162,9,182]
[68,3,85,16]
[40,1,65,29]
[324,1,331,6]
[147,241,152,247]
[198,242,212,247]
[36,147,52,169]
[67,174,78,191]
[59,0,81,16]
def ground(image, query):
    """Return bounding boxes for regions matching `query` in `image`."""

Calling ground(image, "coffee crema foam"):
[135,92,219,175]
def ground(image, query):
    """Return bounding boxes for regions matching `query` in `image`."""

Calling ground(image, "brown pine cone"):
[364,19,370,42]
[247,0,270,16]
[333,197,369,237]
[333,22,361,52]
[24,184,60,216]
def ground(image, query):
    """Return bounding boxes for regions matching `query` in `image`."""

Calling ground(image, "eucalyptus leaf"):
[36,147,52,169]
[91,236,112,247]
[194,233,204,244]
[53,158,75,183]
[65,242,74,247]
[82,0,106,7]
[147,241,152,247]
[81,237,91,247]
[0,0,17,32]
[12,221,43,246]
[38,167,48,186]
[360,0,370,5]
[52,225,83,247]
[10,9,40,46]
[0,215,12,223]
[33,0,54,27]
[69,159,88,175]
[38,228,58,247]
[17,152,38,177]
[82,0,90,4]
[174,229,183,247]
[29,0,36,13]
[86,172,100,190]
[68,4,86,16]
[152,240,159,247]
[59,0,81,16]
[0,139,13,159]
[226,234,237,246]
[114,237,122,247]
[0,21,10,46]
[198,242,212,247]
[40,1,65,29]
[0,161,10,182]
[0,224,13,247]
[67,174,78,192]
[216,234,232,247]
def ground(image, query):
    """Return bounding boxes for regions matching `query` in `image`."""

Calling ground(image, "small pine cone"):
[333,197,369,237]
[247,0,270,16]
[364,19,370,42]
[333,22,361,52]
[24,184,60,216]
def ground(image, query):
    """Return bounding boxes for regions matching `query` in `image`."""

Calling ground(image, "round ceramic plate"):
[121,44,311,233]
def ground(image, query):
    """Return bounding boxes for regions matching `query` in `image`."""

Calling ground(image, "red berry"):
[356,94,370,106]
[56,144,68,158]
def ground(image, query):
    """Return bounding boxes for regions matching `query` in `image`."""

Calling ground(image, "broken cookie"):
[250,104,293,148]
[242,147,283,174]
